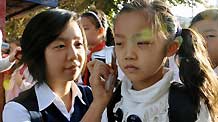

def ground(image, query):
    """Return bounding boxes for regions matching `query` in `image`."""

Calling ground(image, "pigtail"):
[177,28,218,122]
[176,29,201,111]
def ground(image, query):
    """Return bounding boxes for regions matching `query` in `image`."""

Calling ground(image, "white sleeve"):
[0,30,2,58]
[101,109,108,122]
[0,56,15,72]
[196,102,212,122]
[168,55,180,82]
[3,101,31,122]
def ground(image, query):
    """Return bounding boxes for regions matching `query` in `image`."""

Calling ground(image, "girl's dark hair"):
[20,9,87,84]
[115,0,218,121]
[82,10,114,46]
[190,9,218,27]
[176,28,218,121]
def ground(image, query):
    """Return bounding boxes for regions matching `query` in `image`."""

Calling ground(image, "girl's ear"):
[97,27,105,35]
[166,41,179,57]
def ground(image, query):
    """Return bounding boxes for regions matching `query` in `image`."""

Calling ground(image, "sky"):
[171,0,218,18]
[170,4,206,18]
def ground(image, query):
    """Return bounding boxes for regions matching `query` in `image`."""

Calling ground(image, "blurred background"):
[0,0,217,43]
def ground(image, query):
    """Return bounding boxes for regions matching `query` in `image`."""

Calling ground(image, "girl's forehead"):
[193,20,218,32]
[115,12,151,30]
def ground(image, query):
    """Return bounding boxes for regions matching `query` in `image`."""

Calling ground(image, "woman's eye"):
[55,45,65,49]
[75,42,83,47]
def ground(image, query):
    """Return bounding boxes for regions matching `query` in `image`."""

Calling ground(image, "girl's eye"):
[137,41,151,45]
[115,42,122,46]
[205,35,216,39]
[84,27,89,31]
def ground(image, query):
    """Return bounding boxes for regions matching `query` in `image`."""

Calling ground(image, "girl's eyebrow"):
[203,29,217,33]
[82,24,89,27]
[132,32,144,38]
[114,33,125,38]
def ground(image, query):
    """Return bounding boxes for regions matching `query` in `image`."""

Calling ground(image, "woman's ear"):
[166,41,179,57]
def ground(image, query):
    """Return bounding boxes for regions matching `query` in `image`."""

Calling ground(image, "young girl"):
[0,30,21,72]
[2,40,34,102]
[3,9,93,122]
[82,0,218,122]
[81,10,123,85]
[190,9,218,75]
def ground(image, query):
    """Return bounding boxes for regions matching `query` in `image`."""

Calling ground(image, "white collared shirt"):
[3,82,86,122]
[214,66,218,75]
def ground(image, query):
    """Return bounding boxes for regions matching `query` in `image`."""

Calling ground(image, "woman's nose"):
[67,46,78,60]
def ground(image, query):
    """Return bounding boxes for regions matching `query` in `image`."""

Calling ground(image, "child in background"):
[0,30,21,72]
[81,10,123,85]
[82,0,218,122]
[190,9,218,75]
[4,39,34,102]
[2,40,34,102]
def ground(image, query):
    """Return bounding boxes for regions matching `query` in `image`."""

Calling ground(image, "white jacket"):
[101,70,211,122]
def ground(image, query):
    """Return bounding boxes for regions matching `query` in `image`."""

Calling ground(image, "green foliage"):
[167,0,204,6]
[6,8,46,42]
[6,0,204,42]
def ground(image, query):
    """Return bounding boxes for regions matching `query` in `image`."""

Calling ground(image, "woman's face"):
[192,20,218,67]
[45,21,86,83]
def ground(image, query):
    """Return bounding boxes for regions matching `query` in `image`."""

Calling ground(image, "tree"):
[6,0,205,42]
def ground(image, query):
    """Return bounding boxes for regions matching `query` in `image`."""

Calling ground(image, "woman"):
[3,9,92,122]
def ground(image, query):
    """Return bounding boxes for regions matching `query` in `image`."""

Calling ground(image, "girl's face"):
[45,21,86,84]
[114,11,168,90]
[81,17,102,49]
[192,20,218,67]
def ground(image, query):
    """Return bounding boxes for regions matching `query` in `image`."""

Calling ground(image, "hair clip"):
[85,11,103,27]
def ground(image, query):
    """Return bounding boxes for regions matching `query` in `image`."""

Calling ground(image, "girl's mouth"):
[124,65,138,72]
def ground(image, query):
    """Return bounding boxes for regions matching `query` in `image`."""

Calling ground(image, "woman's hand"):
[87,59,114,109]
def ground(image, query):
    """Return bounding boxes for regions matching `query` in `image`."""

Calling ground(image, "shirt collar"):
[35,82,86,111]
[121,69,173,104]
[214,66,218,75]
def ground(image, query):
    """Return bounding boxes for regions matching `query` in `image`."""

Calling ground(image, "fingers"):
[88,60,112,88]
[15,47,21,53]
[87,60,114,109]
[87,60,96,73]
[9,46,22,62]
[88,60,112,79]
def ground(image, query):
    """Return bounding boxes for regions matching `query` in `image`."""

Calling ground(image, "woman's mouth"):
[65,66,77,74]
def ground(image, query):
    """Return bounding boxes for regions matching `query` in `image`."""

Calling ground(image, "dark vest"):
[12,84,93,122]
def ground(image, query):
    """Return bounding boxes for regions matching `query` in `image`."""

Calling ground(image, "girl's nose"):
[124,44,136,60]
